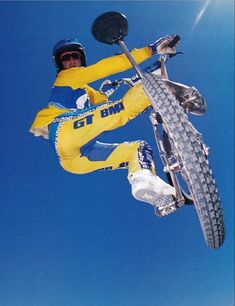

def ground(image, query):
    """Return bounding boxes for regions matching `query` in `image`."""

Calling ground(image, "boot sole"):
[134,188,177,216]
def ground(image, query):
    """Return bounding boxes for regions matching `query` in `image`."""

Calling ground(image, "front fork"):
[150,111,186,213]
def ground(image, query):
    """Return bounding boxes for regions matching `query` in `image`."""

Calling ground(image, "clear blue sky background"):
[0,1,234,306]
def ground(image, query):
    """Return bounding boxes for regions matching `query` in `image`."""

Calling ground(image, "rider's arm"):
[84,84,108,105]
[54,47,152,89]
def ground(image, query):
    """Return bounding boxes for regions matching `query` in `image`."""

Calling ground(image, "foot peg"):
[154,196,178,217]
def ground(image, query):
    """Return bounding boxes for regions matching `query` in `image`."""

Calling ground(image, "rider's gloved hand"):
[99,80,118,97]
[149,35,178,55]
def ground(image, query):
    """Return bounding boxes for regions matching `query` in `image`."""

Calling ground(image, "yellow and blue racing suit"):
[30,47,156,178]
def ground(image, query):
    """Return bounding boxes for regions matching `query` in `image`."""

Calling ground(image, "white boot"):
[129,169,177,215]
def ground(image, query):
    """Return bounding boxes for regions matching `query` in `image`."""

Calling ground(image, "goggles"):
[60,51,81,61]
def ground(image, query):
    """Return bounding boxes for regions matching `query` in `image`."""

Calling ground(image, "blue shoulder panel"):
[49,86,90,110]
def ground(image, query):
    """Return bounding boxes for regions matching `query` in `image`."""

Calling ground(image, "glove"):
[99,80,118,97]
[149,34,178,55]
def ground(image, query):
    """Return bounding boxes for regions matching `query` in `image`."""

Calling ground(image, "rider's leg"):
[49,83,175,208]
[55,137,176,210]
[122,84,176,207]
[57,139,154,175]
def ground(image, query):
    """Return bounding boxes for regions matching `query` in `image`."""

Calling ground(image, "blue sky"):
[0,1,234,306]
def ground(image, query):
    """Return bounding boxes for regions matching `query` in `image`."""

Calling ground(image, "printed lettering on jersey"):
[100,102,124,118]
[73,114,94,129]
[73,102,125,129]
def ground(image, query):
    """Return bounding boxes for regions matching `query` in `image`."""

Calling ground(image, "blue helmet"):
[53,38,87,71]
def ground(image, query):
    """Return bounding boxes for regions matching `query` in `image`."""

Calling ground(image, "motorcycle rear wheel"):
[143,73,225,249]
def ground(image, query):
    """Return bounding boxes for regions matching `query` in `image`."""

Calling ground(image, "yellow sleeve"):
[29,105,70,139]
[54,46,152,90]
[84,85,108,105]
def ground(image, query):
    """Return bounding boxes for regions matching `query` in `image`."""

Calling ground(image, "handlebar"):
[106,35,182,90]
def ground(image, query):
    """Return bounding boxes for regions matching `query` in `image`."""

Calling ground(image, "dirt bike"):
[92,12,225,249]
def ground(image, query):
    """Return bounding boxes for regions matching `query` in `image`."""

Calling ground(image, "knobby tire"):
[143,73,225,249]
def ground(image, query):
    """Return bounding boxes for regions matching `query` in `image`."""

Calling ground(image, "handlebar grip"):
[168,35,181,48]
